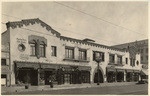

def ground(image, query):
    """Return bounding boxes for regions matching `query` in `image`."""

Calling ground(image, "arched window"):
[30,40,36,56]
[39,41,46,57]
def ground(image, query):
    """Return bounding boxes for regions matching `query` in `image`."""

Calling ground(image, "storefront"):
[126,70,133,82]
[116,69,124,82]
[14,61,91,86]
[106,67,116,83]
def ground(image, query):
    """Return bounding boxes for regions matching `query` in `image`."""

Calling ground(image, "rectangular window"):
[146,48,148,53]
[146,56,148,60]
[130,58,132,66]
[93,51,105,61]
[1,59,6,65]
[109,54,115,63]
[117,55,122,64]
[39,44,45,57]
[79,49,87,60]
[141,56,143,61]
[133,59,135,66]
[141,49,143,54]
[30,44,36,56]
[65,47,74,59]
[126,58,128,64]
[51,46,57,57]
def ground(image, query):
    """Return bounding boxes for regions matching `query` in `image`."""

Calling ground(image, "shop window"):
[141,56,143,61]
[126,58,128,64]
[133,59,135,66]
[109,54,115,63]
[1,59,6,65]
[51,46,57,57]
[93,51,105,61]
[79,49,87,60]
[146,56,148,60]
[146,48,148,53]
[117,55,122,64]
[130,58,132,66]
[141,49,143,53]
[65,47,74,59]
[39,44,46,57]
[30,43,36,56]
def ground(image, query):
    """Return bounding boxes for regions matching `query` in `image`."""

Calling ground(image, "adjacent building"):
[1,18,142,86]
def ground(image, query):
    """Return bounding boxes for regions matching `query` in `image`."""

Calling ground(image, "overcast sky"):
[2,1,148,46]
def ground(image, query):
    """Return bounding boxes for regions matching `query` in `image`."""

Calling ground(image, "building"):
[112,39,148,65]
[1,18,142,86]
[1,39,11,86]
[112,39,148,82]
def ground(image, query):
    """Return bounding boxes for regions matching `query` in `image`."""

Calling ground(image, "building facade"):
[112,39,148,65]
[1,42,11,86]
[1,18,142,86]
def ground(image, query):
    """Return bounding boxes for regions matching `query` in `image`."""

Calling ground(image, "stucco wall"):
[8,22,141,84]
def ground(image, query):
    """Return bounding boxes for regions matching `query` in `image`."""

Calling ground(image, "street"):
[3,84,148,95]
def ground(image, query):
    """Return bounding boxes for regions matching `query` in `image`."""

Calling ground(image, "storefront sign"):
[20,54,29,60]
[17,38,27,44]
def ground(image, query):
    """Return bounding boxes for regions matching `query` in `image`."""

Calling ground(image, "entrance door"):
[45,71,52,85]
[64,73,70,84]
[117,72,124,82]
[94,70,104,83]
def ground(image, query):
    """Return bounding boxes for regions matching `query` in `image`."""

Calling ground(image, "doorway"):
[94,69,104,83]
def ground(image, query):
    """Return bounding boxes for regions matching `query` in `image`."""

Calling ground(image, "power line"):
[1,21,118,44]
[1,14,120,44]
[54,1,147,37]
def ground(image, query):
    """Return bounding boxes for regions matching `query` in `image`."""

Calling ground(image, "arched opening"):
[94,69,104,83]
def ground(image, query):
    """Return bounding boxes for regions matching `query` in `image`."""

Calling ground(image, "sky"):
[1,1,148,46]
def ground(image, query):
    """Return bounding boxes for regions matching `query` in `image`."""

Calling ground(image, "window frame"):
[79,49,87,60]
[109,54,115,63]
[1,59,6,65]
[51,46,57,57]
[93,51,105,61]
[30,43,36,56]
[65,46,74,59]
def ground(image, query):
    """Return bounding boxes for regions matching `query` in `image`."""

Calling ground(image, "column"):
[115,54,118,64]
[124,71,126,82]
[74,47,79,60]
[37,69,40,85]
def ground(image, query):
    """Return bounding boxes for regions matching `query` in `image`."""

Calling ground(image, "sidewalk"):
[1,82,137,94]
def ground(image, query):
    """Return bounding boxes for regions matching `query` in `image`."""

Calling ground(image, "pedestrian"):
[49,76,53,88]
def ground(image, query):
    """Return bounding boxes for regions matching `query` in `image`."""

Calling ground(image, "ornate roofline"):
[60,36,126,52]
[6,18,61,37]
[5,18,126,52]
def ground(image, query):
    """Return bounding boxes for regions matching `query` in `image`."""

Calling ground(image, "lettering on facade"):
[17,38,27,44]
[20,54,29,60]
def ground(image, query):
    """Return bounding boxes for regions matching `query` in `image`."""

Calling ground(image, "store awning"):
[15,62,40,69]
[134,70,140,73]
[116,69,124,72]
[78,66,91,71]
[41,64,58,69]
[126,69,133,72]
[141,69,148,75]
[107,68,116,72]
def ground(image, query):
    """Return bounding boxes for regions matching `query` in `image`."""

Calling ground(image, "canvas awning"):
[116,69,125,72]
[141,69,148,75]
[126,69,133,72]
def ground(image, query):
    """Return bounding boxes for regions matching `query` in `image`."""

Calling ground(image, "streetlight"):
[95,57,102,85]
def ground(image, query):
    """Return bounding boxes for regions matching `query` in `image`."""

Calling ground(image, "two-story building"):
[1,18,141,86]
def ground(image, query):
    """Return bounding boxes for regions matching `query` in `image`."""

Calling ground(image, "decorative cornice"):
[60,36,126,52]
[6,18,61,37]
